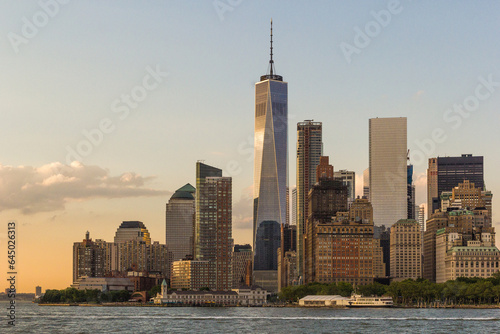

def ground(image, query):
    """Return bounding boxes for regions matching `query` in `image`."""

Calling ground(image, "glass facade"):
[369,117,408,226]
[427,155,484,218]
[253,77,288,287]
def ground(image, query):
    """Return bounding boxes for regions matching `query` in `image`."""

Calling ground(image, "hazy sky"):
[1,1,499,292]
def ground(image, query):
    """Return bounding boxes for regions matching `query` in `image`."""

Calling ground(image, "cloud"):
[413,90,425,100]
[0,161,170,214]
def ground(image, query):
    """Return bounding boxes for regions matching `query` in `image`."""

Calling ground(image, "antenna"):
[269,18,274,75]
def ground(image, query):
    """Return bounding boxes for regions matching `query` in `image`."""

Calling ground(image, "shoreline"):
[37,303,500,309]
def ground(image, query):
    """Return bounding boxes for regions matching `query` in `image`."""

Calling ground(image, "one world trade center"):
[253,20,288,292]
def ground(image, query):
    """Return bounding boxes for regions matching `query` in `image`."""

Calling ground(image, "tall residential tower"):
[296,121,322,279]
[195,162,233,290]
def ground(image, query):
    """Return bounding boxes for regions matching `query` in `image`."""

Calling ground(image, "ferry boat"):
[347,294,393,308]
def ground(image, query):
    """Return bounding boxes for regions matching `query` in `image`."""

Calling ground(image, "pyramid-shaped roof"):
[176,183,195,193]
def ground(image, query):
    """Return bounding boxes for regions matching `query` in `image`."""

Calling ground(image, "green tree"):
[148,285,162,298]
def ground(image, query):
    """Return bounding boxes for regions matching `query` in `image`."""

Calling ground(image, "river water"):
[2,302,499,333]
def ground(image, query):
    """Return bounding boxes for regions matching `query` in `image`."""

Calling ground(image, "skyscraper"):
[363,168,370,200]
[334,169,356,206]
[427,154,484,218]
[296,120,322,279]
[166,183,196,261]
[369,117,407,226]
[114,221,151,244]
[232,244,253,288]
[418,204,425,232]
[195,162,222,261]
[390,219,422,280]
[291,186,297,226]
[195,162,233,290]
[73,231,111,282]
[407,164,416,220]
[304,157,349,283]
[253,21,288,292]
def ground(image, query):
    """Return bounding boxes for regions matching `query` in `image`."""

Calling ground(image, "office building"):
[305,199,375,285]
[166,183,196,261]
[114,221,151,244]
[349,197,373,224]
[304,162,351,283]
[373,225,391,276]
[278,249,297,292]
[390,219,422,280]
[232,244,253,288]
[282,223,296,253]
[363,168,369,200]
[440,180,492,218]
[372,239,386,278]
[253,22,288,292]
[291,186,297,226]
[423,209,480,282]
[427,154,484,218]
[316,156,333,180]
[436,227,499,283]
[369,117,407,226]
[418,204,425,232]
[116,240,172,279]
[334,170,355,206]
[407,165,416,220]
[71,277,134,292]
[170,260,211,291]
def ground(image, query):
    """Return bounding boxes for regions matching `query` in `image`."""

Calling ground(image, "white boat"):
[347,294,393,307]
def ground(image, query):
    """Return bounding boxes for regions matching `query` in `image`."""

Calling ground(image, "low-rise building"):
[157,290,239,306]
[436,234,500,283]
[71,277,134,292]
[152,281,267,306]
[298,295,350,307]
[231,285,268,306]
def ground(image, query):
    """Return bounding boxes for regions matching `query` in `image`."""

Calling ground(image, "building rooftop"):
[170,191,195,200]
[119,221,147,229]
[176,183,195,193]
[169,290,238,296]
[299,295,350,301]
[449,246,500,252]
[395,219,419,224]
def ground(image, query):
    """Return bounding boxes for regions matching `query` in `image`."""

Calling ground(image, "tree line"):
[39,288,131,304]
[279,273,500,305]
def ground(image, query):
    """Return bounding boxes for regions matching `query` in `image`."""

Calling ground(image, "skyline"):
[0,1,499,292]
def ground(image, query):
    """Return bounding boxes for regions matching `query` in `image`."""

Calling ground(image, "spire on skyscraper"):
[269,19,274,76]
[261,19,283,81]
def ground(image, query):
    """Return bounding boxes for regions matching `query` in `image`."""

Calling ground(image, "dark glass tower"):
[253,20,288,292]
[427,154,484,217]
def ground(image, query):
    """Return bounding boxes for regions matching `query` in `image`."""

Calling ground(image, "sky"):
[0,0,499,293]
